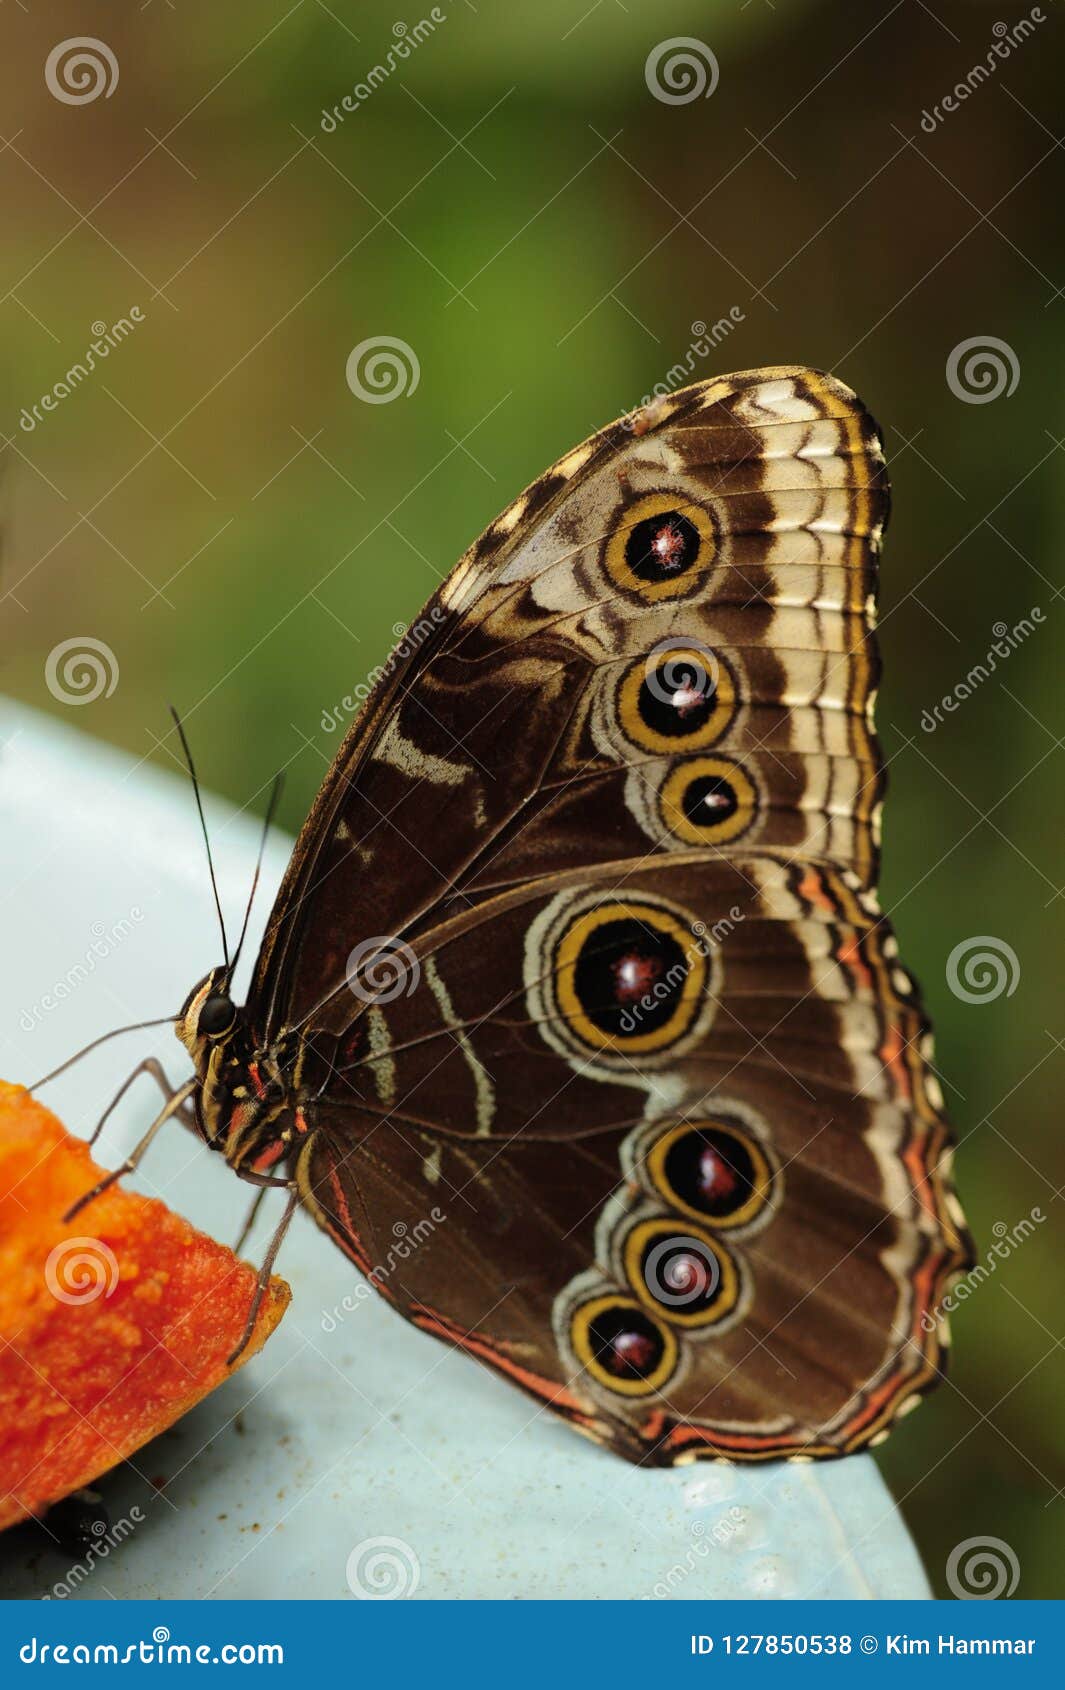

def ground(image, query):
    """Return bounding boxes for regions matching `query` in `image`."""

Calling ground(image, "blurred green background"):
[2,0,1062,1597]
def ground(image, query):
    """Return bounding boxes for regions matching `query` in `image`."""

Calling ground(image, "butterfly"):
[60,365,972,1467]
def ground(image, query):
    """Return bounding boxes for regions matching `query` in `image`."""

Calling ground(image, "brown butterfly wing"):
[256,366,971,1463]
[251,367,883,1040]
[293,853,968,1463]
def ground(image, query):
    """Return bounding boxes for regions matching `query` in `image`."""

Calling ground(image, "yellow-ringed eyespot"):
[659,756,757,846]
[604,491,717,603]
[622,1217,743,1330]
[554,900,709,1054]
[570,1293,678,1396]
[617,643,736,755]
[648,1119,776,1231]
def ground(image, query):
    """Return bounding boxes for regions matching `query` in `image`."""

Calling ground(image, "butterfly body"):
[164,366,970,1466]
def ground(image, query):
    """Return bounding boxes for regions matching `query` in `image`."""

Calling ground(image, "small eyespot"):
[604,492,717,602]
[648,1119,776,1232]
[658,757,757,846]
[570,1294,677,1396]
[617,647,736,755]
[623,1217,743,1330]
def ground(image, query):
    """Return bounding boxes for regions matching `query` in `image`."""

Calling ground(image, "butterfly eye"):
[622,1218,744,1331]
[648,1120,776,1232]
[199,993,236,1037]
[604,492,717,603]
[658,756,757,846]
[570,1294,677,1397]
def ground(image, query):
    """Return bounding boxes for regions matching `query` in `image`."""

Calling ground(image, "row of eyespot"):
[604,492,758,848]
[570,1118,777,1397]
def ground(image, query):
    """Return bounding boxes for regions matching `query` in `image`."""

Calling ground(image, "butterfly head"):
[175,967,240,1067]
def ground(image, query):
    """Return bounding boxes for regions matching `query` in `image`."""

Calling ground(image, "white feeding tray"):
[0,701,930,1600]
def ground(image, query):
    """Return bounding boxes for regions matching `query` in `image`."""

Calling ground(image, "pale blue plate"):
[0,703,929,1599]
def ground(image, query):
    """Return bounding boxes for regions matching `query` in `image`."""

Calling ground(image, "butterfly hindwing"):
[294,851,966,1463]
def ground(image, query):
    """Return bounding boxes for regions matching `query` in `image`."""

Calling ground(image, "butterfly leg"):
[64,1078,197,1221]
[226,1185,299,1367]
[233,1185,268,1256]
[86,1056,198,1147]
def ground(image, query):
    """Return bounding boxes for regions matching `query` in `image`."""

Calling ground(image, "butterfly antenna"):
[230,772,285,979]
[30,1017,180,1091]
[169,704,230,970]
